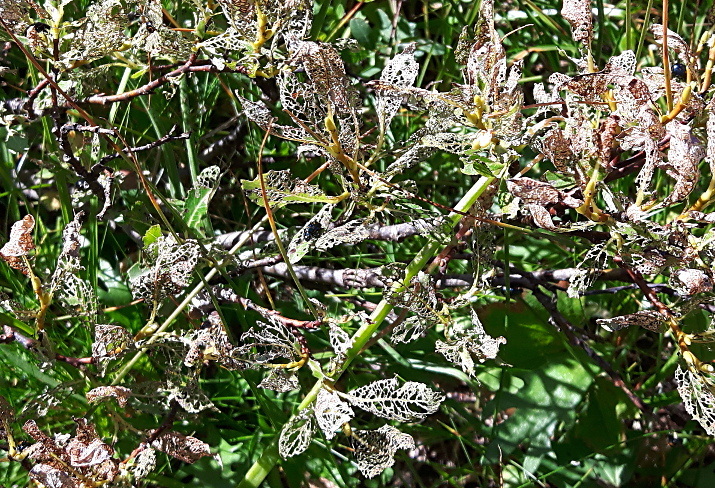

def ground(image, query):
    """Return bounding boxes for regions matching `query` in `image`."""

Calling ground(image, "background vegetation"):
[2,0,715,486]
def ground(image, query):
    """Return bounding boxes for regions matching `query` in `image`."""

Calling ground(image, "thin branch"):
[0,325,94,368]
[530,287,652,417]
[81,56,247,105]
[99,126,190,164]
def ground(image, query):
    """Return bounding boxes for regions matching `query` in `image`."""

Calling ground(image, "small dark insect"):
[303,221,323,240]
[672,63,687,80]
[145,20,156,33]
[667,432,682,446]
[28,22,51,33]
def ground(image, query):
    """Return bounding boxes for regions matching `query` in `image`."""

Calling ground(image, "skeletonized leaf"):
[238,317,301,365]
[327,320,353,360]
[346,377,444,422]
[561,0,593,45]
[314,388,353,440]
[129,447,156,481]
[507,177,582,208]
[166,380,218,413]
[184,312,245,371]
[391,315,428,344]
[129,235,200,304]
[350,425,415,478]
[436,309,505,376]
[184,166,222,234]
[375,44,419,130]
[0,215,35,274]
[29,464,77,488]
[278,409,316,459]
[314,219,370,251]
[287,204,334,263]
[258,369,299,392]
[86,386,132,407]
[241,170,332,208]
[676,365,715,435]
[671,269,713,296]
[93,324,133,375]
[597,310,666,333]
[567,243,609,298]
[150,431,214,464]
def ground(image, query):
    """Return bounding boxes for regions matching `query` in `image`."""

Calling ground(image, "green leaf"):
[349,18,374,47]
[143,225,162,247]
[184,187,214,235]
[462,152,504,177]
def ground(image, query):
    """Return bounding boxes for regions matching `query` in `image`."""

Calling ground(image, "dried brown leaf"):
[0,215,35,274]
[150,431,214,464]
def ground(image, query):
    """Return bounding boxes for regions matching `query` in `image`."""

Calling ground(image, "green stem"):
[236,175,495,488]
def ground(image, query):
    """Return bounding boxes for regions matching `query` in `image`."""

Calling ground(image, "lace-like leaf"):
[327,320,353,360]
[287,204,334,263]
[562,0,593,46]
[435,309,505,376]
[567,243,609,298]
[258,369,299,392]
[86,386,132,407]
[66,419,115,470]
[184,312,245,371]
[507,177,582,208]
[241,169,329,208]
[49,214,97,320]
[238,318,301,365]
[129,235,200,304]
[0,215,35,274]
[671,269,713,296]
[596,310,667,333]
[350,425,415,478]
[128,447,156,481]
[165,380,218,413]
[314,219,371,251]
[347,377,444,422]
[375,44,419,130]
[391,315,428,344]
[28,464,77,488]
[278,409,316,459]
[662,122,704,204]
[150,431,215,464]
[676,365,715,435]
[92,324,133,375]
[314,388,353,440]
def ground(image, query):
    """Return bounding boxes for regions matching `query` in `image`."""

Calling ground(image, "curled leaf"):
[86,386,132,407]
[0,215,35,274]
[349,425,415,478]
[315,388,354,440]
[150,431,214,464]
[596,310,666,333]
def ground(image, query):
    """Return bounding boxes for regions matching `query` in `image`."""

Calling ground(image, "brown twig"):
[99,126,190,164]
[24,78,51,115]
[0,325,94,368]
[237,296,323,330]
[81,55,248,105]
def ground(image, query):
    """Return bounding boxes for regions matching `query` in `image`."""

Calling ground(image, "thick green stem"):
[236,175,495,488]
